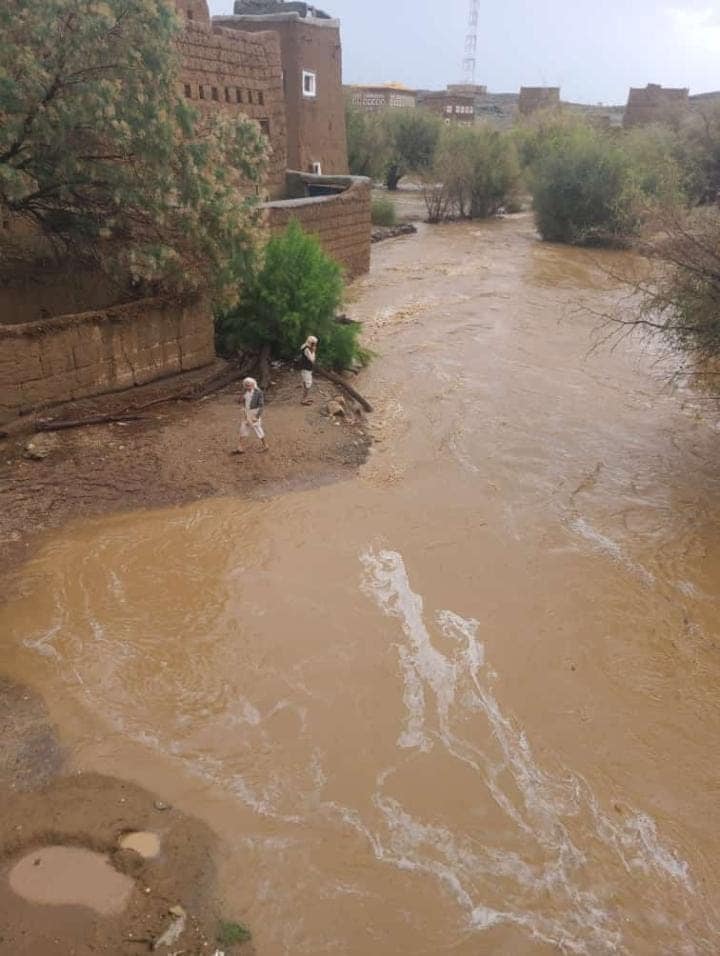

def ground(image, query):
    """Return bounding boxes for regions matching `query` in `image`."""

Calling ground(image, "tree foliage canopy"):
[0,0,267,298]
[346,102,440,191]
[216,221,365,370]
[527,121,641,245]
[427,125,520,221]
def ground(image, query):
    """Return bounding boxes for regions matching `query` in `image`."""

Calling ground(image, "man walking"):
[233,377,267,454]
[299,335,318,405]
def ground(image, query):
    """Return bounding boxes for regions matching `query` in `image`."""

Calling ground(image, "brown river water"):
[3,217,720,954]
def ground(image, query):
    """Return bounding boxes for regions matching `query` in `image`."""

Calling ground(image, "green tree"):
[529,122,639,245]
[382,109,440,191]
[216,221,365,370]
[432,125,520,220]
[679,104,720,205]
[0,0,267,298]
[345,102,388,180]
[622,125,688,205]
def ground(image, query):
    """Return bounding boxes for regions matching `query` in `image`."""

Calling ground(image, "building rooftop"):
[233,0,331,17]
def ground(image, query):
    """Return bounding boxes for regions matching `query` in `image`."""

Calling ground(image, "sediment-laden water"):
[3,217,720,954]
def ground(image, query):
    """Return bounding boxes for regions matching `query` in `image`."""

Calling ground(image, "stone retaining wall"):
[264,173,371,279]
[0,296,213,424]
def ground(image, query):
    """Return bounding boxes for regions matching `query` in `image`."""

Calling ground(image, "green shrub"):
[215,220,366,370]
[217,920,252,946]
[371,197,397,227]
[428,125,521,221]
[530,123,639,245]
[346,102,388,180]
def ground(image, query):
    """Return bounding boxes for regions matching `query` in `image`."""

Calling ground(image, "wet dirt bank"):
[0,369,370,581]
[3,216,720,954]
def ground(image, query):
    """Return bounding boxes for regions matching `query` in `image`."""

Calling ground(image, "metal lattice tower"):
[462,0,479,86]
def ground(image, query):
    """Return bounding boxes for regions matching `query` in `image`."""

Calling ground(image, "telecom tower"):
[461,0,479,86]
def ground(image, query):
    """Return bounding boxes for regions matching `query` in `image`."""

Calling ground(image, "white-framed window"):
[302,70,317,98]
[311,161,322,175]
[445,104,453,114]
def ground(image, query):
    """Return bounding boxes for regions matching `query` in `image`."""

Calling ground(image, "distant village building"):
[215,0,348,176]
[346,84,417,111]
[417,91,475,125]
[447,83,487,97]
[518,86,560,117]
[623,84,689,128]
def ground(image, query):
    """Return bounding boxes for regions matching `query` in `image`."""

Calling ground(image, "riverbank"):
[0,367,371,583]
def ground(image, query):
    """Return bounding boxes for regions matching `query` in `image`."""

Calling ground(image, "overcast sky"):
[208,1,720,105]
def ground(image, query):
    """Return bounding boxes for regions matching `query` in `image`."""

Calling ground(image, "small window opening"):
[311,161,322,175]
[236,88,243,104]
[211,87,219,101]
[184,83,192,98]
[199,85,205,100]
[302,70,317,98]
[258,90,264,105]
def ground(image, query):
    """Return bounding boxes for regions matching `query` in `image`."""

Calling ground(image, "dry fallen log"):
[316,366,373,413]
[35,413,146,432]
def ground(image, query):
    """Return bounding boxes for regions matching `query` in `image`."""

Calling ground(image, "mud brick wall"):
[623,84,689,128]
[518,87,560,116]
[264,175,371,279]
[0,296,213,424]
[175,6,288,198]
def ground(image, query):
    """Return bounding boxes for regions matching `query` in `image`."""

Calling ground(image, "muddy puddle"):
[3,217,720,953]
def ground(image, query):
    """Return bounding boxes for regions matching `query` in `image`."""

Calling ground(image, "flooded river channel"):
[3,217,720,953]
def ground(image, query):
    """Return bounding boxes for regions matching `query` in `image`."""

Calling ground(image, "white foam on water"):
[357,547,704,954]
[569,517,656,587]
[14,540,712,954]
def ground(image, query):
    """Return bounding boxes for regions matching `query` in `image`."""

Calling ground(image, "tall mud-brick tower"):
[172,0,289,198]
[215,1,348,176]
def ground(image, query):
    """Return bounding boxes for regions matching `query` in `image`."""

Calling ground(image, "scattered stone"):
[22,434,58,461]
[326,400,346,418]
[154,800,171,811]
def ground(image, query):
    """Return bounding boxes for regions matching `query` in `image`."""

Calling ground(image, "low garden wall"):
[264,172,371,280]
[0,295,214,424]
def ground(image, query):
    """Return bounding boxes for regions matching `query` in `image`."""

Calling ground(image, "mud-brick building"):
[346,83,417,112]
[215,0,348,176]
[623,84,689,128]
[518,86,560,117]
[417,91,475,125]
[175,0,288,198]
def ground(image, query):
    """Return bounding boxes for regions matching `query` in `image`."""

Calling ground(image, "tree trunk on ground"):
[316,367,373,413]
[35,413,147,432]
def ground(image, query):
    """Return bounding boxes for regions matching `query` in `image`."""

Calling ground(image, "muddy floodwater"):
[3,217,720,954]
